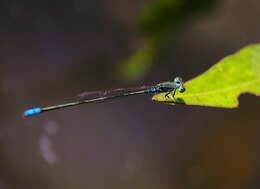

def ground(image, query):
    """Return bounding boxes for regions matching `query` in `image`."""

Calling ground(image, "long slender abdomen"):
[23,87,158,117]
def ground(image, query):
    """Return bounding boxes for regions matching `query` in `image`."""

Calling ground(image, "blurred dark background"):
[1,0,260,188]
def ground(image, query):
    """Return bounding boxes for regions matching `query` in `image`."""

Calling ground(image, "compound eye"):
[178,87,185,93]
[174,77,182,83]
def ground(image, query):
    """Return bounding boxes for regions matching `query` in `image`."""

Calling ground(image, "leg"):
[165,88,177,99]
[165,92,171,98]
[171,88,177,98]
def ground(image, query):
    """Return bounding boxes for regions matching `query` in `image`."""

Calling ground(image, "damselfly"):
[24,77,185,117]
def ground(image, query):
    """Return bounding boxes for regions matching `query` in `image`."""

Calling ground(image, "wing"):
[77,85,154,100]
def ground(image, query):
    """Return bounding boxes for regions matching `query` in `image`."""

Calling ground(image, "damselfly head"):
[173,77,185,93]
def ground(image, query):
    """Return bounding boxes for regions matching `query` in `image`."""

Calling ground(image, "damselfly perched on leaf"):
[24,77,185,117]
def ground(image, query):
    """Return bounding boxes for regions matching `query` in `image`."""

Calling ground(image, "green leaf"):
[140,0,217,37]
[118,42,159,80]
[152,44,260,108]
[117,0,218,80]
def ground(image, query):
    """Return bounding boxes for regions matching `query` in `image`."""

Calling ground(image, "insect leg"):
[165,92,171,98]
[171,88,177,98]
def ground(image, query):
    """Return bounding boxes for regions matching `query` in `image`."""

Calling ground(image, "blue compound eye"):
[178,86,185,93]
[174,77,182,83]
[173,77,185,92]
[174,77,182,87]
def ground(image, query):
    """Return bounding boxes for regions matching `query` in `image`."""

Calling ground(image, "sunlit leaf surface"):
[153,44,260,108]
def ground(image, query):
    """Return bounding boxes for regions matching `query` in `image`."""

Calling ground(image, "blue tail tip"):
[24,108,42,117]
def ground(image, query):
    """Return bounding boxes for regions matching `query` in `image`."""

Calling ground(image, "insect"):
[23,77,185,117]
